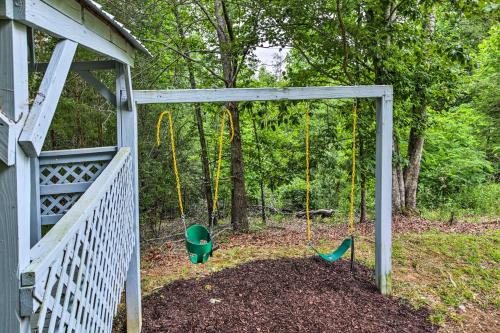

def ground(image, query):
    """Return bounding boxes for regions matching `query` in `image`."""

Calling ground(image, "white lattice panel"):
[22,148,135,333]
[40,193,83,216]
[39,160,110,219]
[39,161,108,185]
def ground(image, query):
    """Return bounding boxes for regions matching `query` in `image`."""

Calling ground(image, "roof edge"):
[84,1,151,57]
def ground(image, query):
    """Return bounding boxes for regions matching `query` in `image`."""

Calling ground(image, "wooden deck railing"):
[37,146,118,226]
[20,147,135,333]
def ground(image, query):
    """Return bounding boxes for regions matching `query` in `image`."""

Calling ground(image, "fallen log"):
[296,209,334,218]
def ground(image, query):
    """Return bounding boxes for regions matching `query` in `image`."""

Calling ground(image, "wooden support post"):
[375,88,393,295]
[0,0,14,18]
[0,19,32,333]
[19,39,77,157]
[116,63,142,332]
[30,157,41,246]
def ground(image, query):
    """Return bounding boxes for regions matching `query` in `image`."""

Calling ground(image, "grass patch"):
[389,230,500,325]
[420,208,498,223]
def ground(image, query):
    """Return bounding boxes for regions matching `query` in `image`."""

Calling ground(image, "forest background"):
[36,0,499,236]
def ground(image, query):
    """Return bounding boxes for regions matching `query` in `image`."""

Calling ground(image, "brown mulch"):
[142,257,438,333]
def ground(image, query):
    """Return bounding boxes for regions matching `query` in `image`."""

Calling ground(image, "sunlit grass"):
[389,231,500,324]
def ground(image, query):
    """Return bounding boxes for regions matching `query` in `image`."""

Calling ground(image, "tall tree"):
[212,0,249,231]
[263,0,488,215]
[173,3,215,225]
[182,0,262,231]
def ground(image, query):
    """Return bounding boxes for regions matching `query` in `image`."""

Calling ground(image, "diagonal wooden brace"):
[76,70,117,107]
[19,39,77,157]
[0,109,17,166]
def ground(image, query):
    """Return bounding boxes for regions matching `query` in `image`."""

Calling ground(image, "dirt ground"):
[141,257,438,333]
[113,216,498,332]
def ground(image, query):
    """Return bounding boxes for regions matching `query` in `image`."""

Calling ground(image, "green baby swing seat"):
[185,224,213,264]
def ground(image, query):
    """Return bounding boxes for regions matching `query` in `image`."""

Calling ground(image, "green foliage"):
[471,24,500,176]
[37,0,499,236]
[419,105,493,207]
[277,178,308,210]
[421,183,500,221]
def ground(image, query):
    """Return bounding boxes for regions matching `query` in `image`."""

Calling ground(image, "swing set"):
[141,85,392,294]
[157,102,358,267]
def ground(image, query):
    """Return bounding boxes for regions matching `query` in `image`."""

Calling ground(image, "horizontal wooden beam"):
[40,182,92,196]
[134,86,393,105]
[76,70,117,107]
[32,60,117,73]
[19,39,77,157]
[15,0,134,65]
[39,146,117,165]
[40,214,63,226]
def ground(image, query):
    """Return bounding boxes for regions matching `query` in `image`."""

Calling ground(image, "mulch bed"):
[142,257,437,333]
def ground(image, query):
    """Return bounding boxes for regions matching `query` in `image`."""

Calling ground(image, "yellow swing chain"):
[212,108,234,214]
[156,108,234,230]
[305,103,357,242]
[306,106,311,241]
[156,111,184,217]
[349,105,357,235]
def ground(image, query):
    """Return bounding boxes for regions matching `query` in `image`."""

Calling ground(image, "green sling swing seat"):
[157,109,233,265]
[309,238,352,263]
[185,224,213,264]
[305,104,357,269]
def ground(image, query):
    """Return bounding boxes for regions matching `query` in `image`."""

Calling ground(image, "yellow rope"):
[225,108,235,143]
[157,111,184,216]
[305,106,311,241]
[157,108,233,219]
[213,108,234,213]
[349,105,357,234]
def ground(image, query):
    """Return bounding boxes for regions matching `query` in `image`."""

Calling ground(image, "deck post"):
[116,63,142,332]
[375,87,393,295]
[0,19,32,333]
[30,157,41,246]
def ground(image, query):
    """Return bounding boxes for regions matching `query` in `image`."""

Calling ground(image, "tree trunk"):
[214,0,249,232]
[174,5,215,225]
[392,135,405,213]
[194,102,215,225]
[402,11,434,214]
[359,136,367,223]
[404,121,425,213]
[252,112,266,224]
[227,102,249,231]
[397,158,405,208]
[404,105,426,213]
[392,164,401,213]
